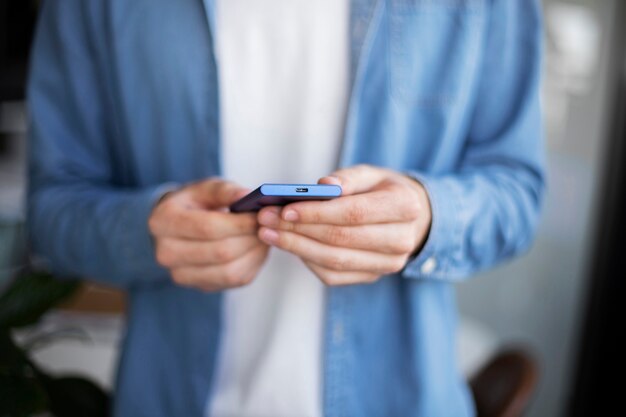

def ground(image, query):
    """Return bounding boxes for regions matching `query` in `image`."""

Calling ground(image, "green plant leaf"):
[0,271,79,330]
[0,374,49,417]
[0,332,49,416]
[40,376,110,417]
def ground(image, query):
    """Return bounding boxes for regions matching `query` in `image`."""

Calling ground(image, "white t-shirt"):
[208,1,349,417]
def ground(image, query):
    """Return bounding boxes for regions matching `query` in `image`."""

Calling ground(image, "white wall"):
[457,1,618,416]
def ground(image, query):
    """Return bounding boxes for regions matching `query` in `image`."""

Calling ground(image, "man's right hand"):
[148,179,269,291]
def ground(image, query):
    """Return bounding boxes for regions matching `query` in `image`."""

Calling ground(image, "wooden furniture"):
[58,283,126,314]
[470,348,539,417]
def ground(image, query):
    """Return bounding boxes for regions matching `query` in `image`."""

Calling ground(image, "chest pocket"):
[387,0,485,108]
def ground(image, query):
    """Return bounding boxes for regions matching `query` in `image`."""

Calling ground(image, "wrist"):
[403,175,433,256]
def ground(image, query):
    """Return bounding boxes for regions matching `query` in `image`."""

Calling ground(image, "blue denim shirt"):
[27,0,544,416]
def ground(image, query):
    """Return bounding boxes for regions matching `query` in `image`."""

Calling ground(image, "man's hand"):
[257,165,432,286]
[149,179,269,291]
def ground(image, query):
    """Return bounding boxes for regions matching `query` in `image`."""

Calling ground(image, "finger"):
[317,164,392,196]
[155,235,263,267]
[304,261,380,286]
[188,178,251,209]
[258,207,417,254]
[152,207,258,240]
[170,244,269,291]
[279,182,420,225]
[258,227,407,274]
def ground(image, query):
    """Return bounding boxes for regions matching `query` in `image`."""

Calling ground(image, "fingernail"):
[283,209,299,222]
[258,209,280,227]
[260,227,279,244]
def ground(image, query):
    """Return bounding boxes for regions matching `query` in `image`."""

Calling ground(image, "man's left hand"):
[257,165,432,286]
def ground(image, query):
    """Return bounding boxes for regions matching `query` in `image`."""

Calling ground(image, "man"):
[27,0,544,416]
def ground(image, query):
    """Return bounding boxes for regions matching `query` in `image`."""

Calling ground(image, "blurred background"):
[0,0,623,416]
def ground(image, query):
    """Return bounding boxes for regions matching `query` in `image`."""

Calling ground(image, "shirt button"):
[421,257,437,275]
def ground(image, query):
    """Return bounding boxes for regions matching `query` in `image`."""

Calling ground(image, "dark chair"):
[470,347,539,417]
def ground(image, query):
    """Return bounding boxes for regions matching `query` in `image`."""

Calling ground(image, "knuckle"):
[327,254,350,271]
[390,257,408,273]
[346,203,367,224]
[212,180,227,194]
[393,238,416,254]
[334,174,350,190]
[160,196,178,211]
[222,264,245,287]
[242,214,258,232]
[149,203,174,232]
[153,199,178,222]
[397,187,422,220]
[320,273,340,286]
[366,273,381,283]
[147,215,159,234]
[273,231,289,249]
[198,221,216,240]
[170,270,188,286]
[213,245,234,263]
[301,208,322,224]
[239,270,256,286]
[155,243,174,267]
[385,180,405,193]
[218,182,239,202]
[327,226,349,245]
[282,220,297,232]
[402,196,422,221]
[155,249,170,267]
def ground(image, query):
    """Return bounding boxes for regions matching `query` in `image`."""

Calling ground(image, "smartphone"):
[229,183,342,213]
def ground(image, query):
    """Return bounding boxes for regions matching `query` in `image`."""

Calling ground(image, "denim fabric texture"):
[27,0,545,416]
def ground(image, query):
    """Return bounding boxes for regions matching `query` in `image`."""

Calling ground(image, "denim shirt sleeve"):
[402,0,546,281]
[27,0,175,288]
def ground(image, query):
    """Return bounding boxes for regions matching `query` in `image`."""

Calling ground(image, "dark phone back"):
[229,184,341,213]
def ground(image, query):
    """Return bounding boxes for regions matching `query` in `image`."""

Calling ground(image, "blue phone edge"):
[229,183,342,213]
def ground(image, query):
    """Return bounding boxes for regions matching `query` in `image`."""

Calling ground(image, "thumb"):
[318,164,391,196]
[190,178,250,209]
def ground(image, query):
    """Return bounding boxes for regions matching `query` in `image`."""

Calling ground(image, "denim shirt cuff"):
[401,171,465,280]
[121,182,180,279]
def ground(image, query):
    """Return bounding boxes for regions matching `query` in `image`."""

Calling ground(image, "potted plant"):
[0,271,110,417]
